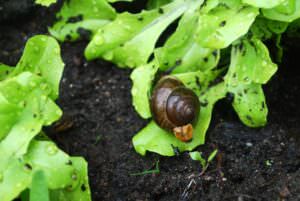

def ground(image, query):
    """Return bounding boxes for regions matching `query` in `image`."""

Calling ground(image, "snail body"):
[150,76,200,142]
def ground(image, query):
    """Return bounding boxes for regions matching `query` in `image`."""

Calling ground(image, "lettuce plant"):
[50,0,300,156]
[0,35,91,201]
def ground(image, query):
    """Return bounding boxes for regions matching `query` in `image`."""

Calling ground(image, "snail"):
[150,76,200,142]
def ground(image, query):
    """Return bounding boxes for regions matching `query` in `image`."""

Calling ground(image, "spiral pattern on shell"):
[166,87,199,126]
[150,76,200,132]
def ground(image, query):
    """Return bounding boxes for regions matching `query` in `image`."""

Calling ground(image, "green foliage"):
[50,0,300,156]
[190,149,218,172]
[155,2,220,73]
[0,36,91,201]
[10,35,64,99]
[35,0,57,6]
[130,62,158,119]
[242,0,286,8]
[195,0,259,49]
[262,0,300,22]
[189,151,207,168]
[49,0,116,41]
[85,0,200,67]
[30,171,49,201]
[130,161,160,176]
[224,38,277,127]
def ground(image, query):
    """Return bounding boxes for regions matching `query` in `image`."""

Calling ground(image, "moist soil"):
[1,2,300,201]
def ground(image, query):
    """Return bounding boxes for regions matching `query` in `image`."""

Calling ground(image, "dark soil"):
[1,2,300,201]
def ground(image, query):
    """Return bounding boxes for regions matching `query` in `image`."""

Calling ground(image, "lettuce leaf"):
[147,0,173,9]
[8,35,64,99]
[49,158,91,201]
[35,0,57,6]
[242,0,287,8]
[155,1,220,73]
[49,0,116,41]
[250,17,289,40]
[195,0,259,49]
[231,83,268,127]
[85,0,201,67]
[225,38,277,85]
[262,0,300,22]
[225,38,277,127]
[130,62,158,119]
[0,36,91,201]
[0,64,13,81]
[30,171,49,201]
[0,141,89,201]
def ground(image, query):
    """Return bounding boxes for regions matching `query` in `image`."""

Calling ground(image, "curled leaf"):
[130,62,158,119]
[263,0,300,22]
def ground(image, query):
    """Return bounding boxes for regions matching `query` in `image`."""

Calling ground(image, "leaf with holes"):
[49,0,116,41]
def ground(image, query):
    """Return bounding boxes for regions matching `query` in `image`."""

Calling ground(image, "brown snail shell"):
[150,76,200,142]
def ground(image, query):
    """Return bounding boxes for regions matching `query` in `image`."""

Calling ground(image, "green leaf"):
[85,0,200,67]
[230,83,268,127]
[132,83,226,156]
[189,151,207,168]
[155,1,220,73]
[0,35,91,201]
[30,171,49,201]
[107,0,133,2]
[195,0,259,49]
[9,35,65,99]
[242,0,287,8]
[225,38,277,86]
[130,62,158,119]
[174,69,224,96]
[265,20,289,34]
[263,0,300,22]
[0,64,13,81]
[0,73,61,143]
[250,17,289,40]
[20,190,30,201]
[190,149,218,170]
[49,158,91,201]
[35,0,57,6]
[0,140,85,201]
[49,0,116,41]
[0,35,64,157]
[207,149,218,162]
[225,38,275,127]
[250,18,274,40]
[147,0,172,9]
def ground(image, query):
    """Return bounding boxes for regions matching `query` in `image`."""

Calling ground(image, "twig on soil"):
[130,160,160,176]
[180,179,197,201]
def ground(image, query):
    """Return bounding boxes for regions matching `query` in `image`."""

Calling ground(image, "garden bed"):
[1,2,300,201]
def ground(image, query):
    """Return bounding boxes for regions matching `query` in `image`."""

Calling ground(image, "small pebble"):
[246,142,253,147]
